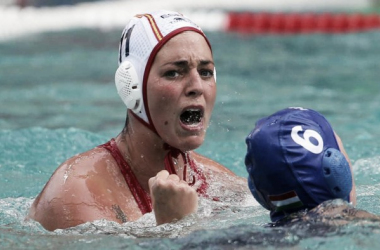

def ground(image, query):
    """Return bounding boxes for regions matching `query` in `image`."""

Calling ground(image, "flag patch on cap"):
[269,191,304,212]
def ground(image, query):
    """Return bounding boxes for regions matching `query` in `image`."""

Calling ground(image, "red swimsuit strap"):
[99,139,152,214]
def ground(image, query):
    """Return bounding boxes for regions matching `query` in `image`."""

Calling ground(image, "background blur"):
[1,0,380,41]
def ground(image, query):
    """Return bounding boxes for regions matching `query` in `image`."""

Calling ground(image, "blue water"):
[1,27,380,249]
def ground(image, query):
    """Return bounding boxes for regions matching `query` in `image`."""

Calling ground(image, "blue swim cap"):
[245,107,352,222]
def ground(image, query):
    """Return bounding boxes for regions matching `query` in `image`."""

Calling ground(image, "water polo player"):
[29,10,249,231]
[245,107,357,223]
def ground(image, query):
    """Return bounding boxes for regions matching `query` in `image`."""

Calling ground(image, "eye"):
[163,70,180,79]
[199,69,214,78]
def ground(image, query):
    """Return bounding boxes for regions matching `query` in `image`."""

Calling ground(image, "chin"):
[177,136,205,152]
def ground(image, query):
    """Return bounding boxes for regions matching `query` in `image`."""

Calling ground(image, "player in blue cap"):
[245,107,364,224]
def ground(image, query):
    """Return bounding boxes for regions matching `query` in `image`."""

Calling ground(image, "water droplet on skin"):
[63,172,68,183]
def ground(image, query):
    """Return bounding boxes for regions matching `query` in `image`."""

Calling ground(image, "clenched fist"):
[149,170,198,225]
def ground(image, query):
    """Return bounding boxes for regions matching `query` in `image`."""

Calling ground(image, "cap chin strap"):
[163,143,209,198]
[163,143,196,185]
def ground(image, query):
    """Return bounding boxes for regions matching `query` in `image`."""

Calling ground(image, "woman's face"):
[147,31,216,151]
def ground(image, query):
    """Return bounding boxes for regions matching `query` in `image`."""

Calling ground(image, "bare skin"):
[28,31,249,231]
[334,132,356,205]
[273,199,380,227]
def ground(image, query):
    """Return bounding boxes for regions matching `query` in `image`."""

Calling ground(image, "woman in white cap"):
[28,10,249,231]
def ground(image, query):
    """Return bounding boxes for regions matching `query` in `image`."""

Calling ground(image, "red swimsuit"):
[99,139,209,214]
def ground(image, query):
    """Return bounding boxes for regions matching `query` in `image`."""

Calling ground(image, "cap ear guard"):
[322,148,353,201]
[115,61,142,113]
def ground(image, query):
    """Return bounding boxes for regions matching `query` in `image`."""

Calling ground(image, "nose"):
[185,69,203,98]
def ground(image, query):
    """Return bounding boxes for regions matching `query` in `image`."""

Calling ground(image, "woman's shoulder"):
[58,144,114,172]
[191,152,252,204]
[36,144,119,201]
[191,151,235,175]
[29,144,130,230]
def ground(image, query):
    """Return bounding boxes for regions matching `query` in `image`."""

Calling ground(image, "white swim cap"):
[115,10,212,134]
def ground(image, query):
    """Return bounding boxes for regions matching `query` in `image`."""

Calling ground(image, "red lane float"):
[227,12,380,34]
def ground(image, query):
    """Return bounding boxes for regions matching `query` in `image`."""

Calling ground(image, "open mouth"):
[180,108,203,125]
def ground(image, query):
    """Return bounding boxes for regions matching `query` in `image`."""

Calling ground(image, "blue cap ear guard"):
[245,108,353,222]
[322,148,352,199]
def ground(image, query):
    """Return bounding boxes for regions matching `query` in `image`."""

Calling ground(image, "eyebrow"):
[199,60,214,66]
[165,60,214,68]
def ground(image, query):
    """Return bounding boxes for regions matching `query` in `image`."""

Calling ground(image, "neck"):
[115,112,172,191]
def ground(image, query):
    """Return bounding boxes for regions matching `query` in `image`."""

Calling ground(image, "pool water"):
[1,28,380,249]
